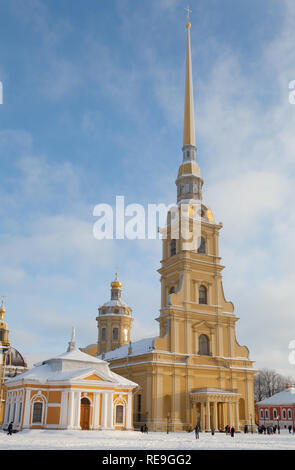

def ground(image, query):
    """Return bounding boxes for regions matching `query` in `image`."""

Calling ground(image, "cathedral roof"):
[98,336,156,361]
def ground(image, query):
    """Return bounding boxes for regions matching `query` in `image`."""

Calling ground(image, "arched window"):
[273,408,277,419]
[115,405,124,424]
[198,334,210,355]
[199,285,207,304]
[259,409,264,419]
[282,409,286,419]
[265,409,269,419]
[170,239,176,257]
[197,236,206,254]
[288,409,292,420]
[101,328,106,341]
[32,402,43,424]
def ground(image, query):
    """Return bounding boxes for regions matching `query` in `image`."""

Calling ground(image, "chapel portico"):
[190,388,240,431]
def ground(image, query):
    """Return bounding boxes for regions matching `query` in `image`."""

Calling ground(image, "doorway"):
[80,397,91,430]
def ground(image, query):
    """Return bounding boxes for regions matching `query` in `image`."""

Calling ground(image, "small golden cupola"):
[0,297,9,347]
[96,272,133,355]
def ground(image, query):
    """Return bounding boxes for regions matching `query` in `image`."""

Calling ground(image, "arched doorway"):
[80,397,91,430]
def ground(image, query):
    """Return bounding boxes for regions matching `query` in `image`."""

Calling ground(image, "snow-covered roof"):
[256,387,295,406]
[45,348,106,365]
[5,346,138,389]
[98,337,156,361]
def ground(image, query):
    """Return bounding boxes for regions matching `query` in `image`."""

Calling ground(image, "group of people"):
[257,423,295,434]
[193,424,235,438]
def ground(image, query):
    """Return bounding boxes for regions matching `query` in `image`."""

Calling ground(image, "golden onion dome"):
[111,272,122,289]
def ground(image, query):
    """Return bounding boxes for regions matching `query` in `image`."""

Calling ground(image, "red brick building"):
[256,386,295,429]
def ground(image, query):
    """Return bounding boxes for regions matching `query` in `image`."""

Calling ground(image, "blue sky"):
[0,0,295,377]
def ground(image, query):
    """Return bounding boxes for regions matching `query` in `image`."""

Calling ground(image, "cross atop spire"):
[185,5,192,23]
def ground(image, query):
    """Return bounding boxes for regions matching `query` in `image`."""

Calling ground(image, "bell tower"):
[156,15,249,363]
[96,273,133,355]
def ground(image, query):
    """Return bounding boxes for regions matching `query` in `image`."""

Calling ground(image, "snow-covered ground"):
[1,429,295,450]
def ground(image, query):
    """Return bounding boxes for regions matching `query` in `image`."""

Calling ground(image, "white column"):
[3,393,10,426]
[193,402,197,427]
[235,401,240,431]
[92,393,100,429]
[206,401,211,431]
[200,402,205,431]
[126,393,132,429]
[107,393,114,428]
[101,393,108,429]
[213,401,218,430]
[22,390,31,429]
[227,402,232,428]
[15,400,20,426]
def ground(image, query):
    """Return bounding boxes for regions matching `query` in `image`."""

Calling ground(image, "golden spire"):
[183,6,196,147]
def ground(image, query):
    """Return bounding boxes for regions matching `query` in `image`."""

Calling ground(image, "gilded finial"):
[0,295,6,319]
[111,267,122,289]
[185,5,192,28]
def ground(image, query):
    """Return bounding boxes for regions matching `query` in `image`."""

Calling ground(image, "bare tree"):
[254,368,295,402]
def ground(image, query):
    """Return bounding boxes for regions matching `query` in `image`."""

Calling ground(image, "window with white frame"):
[265,409,269,419]
[288,409,292,419]
[115,404,124,425]
[273,408,277,419]
[32,402,43,424]
[260,409,264,419]
[282,409,286,419]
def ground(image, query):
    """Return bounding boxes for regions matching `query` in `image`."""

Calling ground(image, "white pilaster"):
[59,392,68,428]
[101,393,108,429]
[67,391,75,429]
[126,393,132,429]
[107,393,114,428]
[74,392,81,429]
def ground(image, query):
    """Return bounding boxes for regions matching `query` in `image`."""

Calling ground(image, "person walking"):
[230,426,235,437]
[194,424,199,439]
[7,422,13,436]
[211,427,215,436]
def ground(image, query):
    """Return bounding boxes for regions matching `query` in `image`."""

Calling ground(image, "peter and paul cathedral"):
[84,16,256,432]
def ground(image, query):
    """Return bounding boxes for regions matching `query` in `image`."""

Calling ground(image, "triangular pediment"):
[192,320,213,331]
[82,372,103,381]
